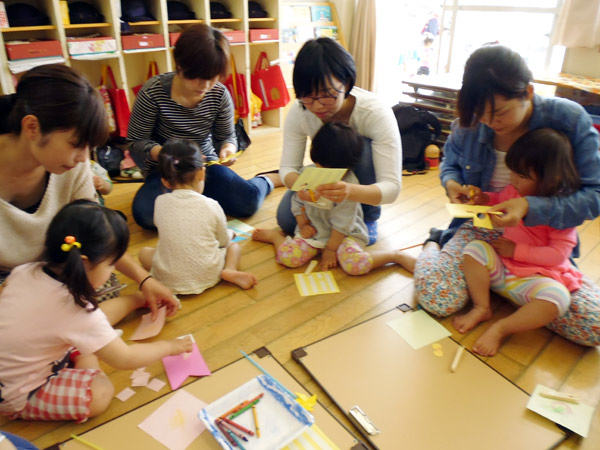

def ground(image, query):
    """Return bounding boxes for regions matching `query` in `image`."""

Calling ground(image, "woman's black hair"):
[44,200,129,310]
[506,128,580,197]
[0,64,108,149]
[173,24,229,80]
[158,139,205,186]
[310,122,363,169]
[457,45,533,127]
[293,38,356,99]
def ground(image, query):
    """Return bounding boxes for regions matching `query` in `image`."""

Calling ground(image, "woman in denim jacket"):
[405,45,600,346]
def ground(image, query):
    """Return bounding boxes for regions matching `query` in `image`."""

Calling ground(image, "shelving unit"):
[0,0,287,135]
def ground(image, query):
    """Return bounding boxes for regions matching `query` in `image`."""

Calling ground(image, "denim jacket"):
[440,93,600,229]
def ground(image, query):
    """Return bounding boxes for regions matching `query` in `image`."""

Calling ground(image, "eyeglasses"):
[298,95,339,106]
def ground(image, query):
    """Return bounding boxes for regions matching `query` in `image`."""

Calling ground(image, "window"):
[375,0,565,104]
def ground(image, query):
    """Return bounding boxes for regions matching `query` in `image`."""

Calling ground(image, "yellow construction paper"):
[291,167,347,191]
[445,203,502,229]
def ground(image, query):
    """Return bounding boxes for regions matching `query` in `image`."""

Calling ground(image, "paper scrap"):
[294,271,340,296]
[387,310,451,350]
[290,167,347,191]
[116,387,136,402]
[146,378,167,392]
[227,219,254,242]
[138,390,207,450]
[131,371,151,387]
[527,384,595,438]
[445,203,501,229]
[130,306,167,341]
[162,341,211,390]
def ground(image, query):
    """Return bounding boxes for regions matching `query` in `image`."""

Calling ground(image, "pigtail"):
[59,239,99,310]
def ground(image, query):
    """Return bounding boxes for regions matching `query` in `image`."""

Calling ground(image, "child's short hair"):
[44,200,129,310]
[158,139,205,186]
[310,122,363,169]
[506,128,580,197]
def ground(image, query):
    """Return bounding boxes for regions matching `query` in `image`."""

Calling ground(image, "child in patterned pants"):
[253,123,407,275]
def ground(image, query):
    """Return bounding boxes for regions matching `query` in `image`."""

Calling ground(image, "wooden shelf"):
[167,20,204,25]
[249,17,277,23]
[2,25,57,32]
[210,18,243,24]
[64,23,112,29]
[128,21,161,26]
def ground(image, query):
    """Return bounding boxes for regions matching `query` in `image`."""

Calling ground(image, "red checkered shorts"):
[10,368,100,422]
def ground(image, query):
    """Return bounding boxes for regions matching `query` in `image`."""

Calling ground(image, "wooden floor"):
[2,131,599,449]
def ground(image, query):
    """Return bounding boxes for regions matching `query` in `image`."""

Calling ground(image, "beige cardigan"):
[0,162,95,272]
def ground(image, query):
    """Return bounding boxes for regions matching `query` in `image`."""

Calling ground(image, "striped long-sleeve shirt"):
[127,72,237,176]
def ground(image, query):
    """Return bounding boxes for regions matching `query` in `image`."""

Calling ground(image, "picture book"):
[311,5,332,22]
[314,26,338,39]
[281,27,298,44]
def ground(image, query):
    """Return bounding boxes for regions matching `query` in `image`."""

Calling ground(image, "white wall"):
[562,47,600,77]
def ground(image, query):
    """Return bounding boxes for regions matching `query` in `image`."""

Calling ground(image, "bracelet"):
[139,275,153,290]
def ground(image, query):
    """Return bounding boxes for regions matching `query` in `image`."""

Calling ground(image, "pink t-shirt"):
[486,185,582,291]
[0,263,117,412]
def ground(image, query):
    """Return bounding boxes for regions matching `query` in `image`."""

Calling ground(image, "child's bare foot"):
[473,322,505,356]
[221,269,258,289]
[393,251,416,273]
[452,305,492,334]
[252,228,285,244]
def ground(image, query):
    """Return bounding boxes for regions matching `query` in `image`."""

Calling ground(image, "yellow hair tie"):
[61,235,81,252]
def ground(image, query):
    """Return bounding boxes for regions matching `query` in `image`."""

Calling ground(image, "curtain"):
[350,0,377,91]
[552,0,600,48]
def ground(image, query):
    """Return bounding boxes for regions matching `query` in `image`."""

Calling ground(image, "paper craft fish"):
[445,203,502,229]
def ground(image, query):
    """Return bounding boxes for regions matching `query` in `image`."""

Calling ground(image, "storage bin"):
[249,28,278,42]
[121,33,165,50]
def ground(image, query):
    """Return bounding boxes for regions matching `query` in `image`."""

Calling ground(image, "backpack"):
[392,104,441,173]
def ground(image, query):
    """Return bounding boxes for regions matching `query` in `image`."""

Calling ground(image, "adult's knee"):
[88,373,114,417]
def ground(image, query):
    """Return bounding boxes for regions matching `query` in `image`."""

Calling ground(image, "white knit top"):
[151,189,230,295]
[0,163,95,272]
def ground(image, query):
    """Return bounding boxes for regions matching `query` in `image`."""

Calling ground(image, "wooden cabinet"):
[0,0,287,136]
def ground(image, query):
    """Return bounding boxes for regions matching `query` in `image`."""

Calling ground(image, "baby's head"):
[44,200,129,310]
[506,128,579,197]
[310,122,363,169]
[158,139,206,188]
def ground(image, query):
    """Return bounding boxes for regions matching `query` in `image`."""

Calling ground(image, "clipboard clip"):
[349,405,380,435]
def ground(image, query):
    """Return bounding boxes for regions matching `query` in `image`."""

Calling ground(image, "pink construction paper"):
[162,342,211,390]
[138,390,207,450]
[130,306,167,341]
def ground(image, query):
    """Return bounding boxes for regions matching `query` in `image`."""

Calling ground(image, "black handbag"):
[235,118,251,152]
[94,144,124,178]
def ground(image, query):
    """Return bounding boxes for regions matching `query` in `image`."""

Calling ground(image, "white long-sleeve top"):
[280,87,402,205]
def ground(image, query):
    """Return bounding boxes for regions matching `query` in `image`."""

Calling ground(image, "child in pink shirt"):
[454,129,583,356]
[0,200,192,422]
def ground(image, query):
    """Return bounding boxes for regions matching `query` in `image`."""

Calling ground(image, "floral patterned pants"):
[414,222,600,346]
[277,237,373,275]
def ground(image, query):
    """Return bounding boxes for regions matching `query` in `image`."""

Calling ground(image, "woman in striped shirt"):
[127,24,278,229]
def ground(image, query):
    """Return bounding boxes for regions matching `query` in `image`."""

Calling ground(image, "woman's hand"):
[316,181,352,203]
[445,180,472,204]
[321,248,338,270]
[141,277,180,319]
[300,222,317,239]
[491,237,516,258]
[490,197,529,228]
[298,189,316,202]
[219,144,237,167]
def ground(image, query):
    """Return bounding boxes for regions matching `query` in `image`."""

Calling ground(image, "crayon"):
[219,419,249,441]
[252,404,261,438]
[229,397,262,419]
[450,346,465,373]
[539,391,579,404]
[70,435,105,450]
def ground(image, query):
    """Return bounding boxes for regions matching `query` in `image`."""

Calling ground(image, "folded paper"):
[162,338,211,390]
[291,167,347,192]
[445,203,502,229]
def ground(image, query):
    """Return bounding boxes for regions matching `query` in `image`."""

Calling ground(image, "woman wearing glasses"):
[277,38,402,245]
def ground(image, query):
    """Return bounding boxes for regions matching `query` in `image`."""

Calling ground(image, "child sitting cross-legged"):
[253,122,410,274]
[139,139,257,294]
[0,200,192,422]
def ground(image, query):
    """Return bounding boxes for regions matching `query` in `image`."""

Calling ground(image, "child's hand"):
[299,189,318,202]
[299,223,317,239]
[491,237,516,258]
[170,335,194,356]
[321,248,338,270]
[93,175,105,191]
